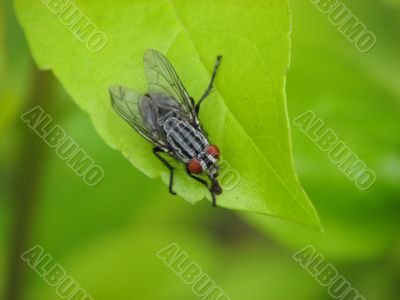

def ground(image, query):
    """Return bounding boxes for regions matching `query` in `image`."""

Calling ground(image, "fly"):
[109,49,223,206]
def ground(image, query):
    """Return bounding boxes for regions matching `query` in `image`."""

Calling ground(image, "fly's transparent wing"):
[109,85,168,148]
[144,49,197,122]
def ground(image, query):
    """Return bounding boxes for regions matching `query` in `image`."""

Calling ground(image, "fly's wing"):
[143,49,197,123]
[109,85,168,148]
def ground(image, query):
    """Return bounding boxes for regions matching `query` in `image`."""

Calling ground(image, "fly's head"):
[187,144,222,195]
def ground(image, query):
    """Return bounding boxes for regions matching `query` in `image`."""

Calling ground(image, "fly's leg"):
[153,147,176,195]
[185,166,217,207]
[195,55,222,114]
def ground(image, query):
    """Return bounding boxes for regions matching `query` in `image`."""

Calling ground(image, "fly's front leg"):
[195,55,222,114]
[153,147,176,195]
[185,166,217,207]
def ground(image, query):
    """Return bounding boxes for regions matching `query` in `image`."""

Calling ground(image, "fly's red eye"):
[188,159,203,174]
[206,145,220,159]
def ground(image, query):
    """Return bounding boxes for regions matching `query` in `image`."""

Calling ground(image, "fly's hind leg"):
[185,166,217,207]
[195,55,222,114]
[153,147,176,195]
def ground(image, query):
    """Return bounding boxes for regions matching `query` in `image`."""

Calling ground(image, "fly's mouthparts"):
[211,178,222,195]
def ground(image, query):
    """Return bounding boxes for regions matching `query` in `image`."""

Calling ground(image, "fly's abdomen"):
[163,117,208,161]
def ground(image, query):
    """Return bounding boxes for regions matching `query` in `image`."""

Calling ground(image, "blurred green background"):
[1,0,399,300]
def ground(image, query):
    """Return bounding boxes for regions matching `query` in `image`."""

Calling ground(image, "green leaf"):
[14,0,320,228]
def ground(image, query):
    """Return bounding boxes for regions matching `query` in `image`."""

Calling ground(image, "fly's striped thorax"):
[163,117,208,162]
